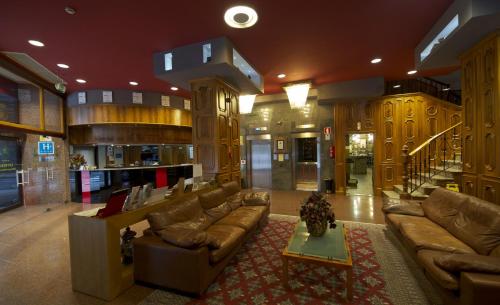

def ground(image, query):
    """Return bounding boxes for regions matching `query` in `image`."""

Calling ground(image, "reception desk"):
[69,164,193,203]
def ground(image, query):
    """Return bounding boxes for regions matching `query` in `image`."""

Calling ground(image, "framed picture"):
[274,136,287,153]
[277,140,284,150]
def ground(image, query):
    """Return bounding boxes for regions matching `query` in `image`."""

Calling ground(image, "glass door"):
[21,135,68,207]
[0,136,23,212]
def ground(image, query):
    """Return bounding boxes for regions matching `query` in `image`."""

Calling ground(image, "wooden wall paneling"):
[462,173,478,197]
[480,37,499,178]
[381,98,398,189]
[479,177,500,205]
[461,49,478,174]
[334,104,347,194]
[67,104,192,126]
[191,78,240,184]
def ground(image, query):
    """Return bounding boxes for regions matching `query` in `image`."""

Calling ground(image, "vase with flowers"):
[70,153,86,170]
[299,192,336,237]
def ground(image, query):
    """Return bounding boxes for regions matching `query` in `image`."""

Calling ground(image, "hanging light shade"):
[239,94,256,114]
[284,82,311,109]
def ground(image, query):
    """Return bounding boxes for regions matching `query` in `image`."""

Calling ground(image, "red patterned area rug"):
[139,214,440,305]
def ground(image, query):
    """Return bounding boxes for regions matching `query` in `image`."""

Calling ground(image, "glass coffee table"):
[281,220,353,300]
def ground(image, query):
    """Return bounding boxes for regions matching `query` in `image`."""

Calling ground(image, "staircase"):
[383,122,463,202]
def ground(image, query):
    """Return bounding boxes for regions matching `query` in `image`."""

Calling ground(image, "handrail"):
[401,121,463,199]
[409,122,463,156]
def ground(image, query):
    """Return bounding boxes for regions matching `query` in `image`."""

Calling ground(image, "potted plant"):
[299,192,336,237]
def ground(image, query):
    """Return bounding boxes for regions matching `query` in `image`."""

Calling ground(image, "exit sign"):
[38,141,55,155]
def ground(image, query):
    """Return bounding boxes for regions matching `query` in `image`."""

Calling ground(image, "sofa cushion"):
[237,205,268,218]
[417,249,459,290]
[447,196,500,255]
[421,187,467,229]
[206,225,245,264]
[383,199,424,216]
[226,193,243,210]
[198,188,227,209]
[147,196,207,232]
[243,192,270,206]
[221,181,241,197]
[400,221,476,254]
[434,254,500,274]
[490,245,500,258]
[158,227,208,249]
[215,208,262,231]
[386,213,432,230]
[204,202,231,223]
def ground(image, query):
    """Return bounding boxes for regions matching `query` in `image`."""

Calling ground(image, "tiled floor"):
[0,191,385,305]
[347,167,374,196]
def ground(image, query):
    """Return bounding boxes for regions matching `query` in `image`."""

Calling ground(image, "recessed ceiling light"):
[442,88,450,91]
[76,79,86,84]
[170,86,178,91]
[129,81,139,86]
[64,6,76,15]
[277,73,286,79]
[28,40,44,47]
[224,6,258,29]
[393,84,401,88]
[407,70,418,75]
[57,63,69,69]
[371,58,382,64]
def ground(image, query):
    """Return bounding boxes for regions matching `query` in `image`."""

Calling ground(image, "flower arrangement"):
[70,153,86,169]
[299,192,336,236]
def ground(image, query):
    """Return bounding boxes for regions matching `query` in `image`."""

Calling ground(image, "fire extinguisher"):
[329,145,335,159]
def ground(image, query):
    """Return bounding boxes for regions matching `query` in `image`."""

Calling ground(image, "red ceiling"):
[0,0,457,96]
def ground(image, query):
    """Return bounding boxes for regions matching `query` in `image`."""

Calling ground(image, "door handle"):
[16,170,23,186]
[50,168,54,180]
[25,168,30,185]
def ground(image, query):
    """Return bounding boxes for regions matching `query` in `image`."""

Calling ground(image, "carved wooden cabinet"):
[460,32,500,205]
[191,77,240,185]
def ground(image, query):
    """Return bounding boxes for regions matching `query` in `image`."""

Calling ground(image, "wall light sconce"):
[239,94,256,114]
[283,82,311,109]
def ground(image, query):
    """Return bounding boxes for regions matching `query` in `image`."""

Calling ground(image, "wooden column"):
[460,32,500,205]
[191,77,241,185]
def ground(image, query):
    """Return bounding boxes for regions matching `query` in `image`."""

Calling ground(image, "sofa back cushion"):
[198,188,226,209]
[204,202,232,223]
[422,188,467,229]
[146,196,206,232]
[221,181,241,197]
[447,196,500,255]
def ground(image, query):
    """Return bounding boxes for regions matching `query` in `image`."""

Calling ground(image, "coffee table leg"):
[282,256,289,289]
[346,267,353,300]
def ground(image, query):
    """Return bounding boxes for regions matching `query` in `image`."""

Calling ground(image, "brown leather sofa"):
[133,181,270,295]
[383,188,500,305]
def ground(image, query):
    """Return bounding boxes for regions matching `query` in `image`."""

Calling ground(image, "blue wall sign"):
[38,141,55,155]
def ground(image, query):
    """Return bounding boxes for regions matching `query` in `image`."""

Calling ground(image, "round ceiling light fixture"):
[224,6,258,29]
[371,58,382,64]
[28,40,44,47]
[407,70,418,75]
[393,84,401,88]
[170,86,178,91]
[129,81,139,86]
[76,79,87,84]
[277,73,286,79]
[57,63,69,69]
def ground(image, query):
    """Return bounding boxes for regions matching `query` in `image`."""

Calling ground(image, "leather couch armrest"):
[460,272,500,305]
[133,236,210,294]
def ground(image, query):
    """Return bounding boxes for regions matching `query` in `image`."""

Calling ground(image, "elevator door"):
[294,137,320,191]
[250,140,272,189]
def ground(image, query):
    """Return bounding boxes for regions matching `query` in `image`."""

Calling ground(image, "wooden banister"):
[401,121,463,198]
[409,122,463,156]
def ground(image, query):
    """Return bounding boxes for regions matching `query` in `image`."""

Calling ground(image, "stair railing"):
[401,122,463,199]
